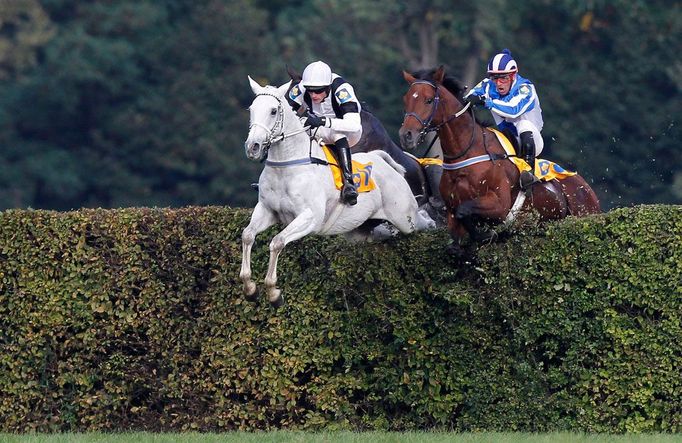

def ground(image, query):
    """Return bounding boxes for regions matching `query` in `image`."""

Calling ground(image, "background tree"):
[0,0,54,80]
[1,0,276,209]
[0,0,679,211]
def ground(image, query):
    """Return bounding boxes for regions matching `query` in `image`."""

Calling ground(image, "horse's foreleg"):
[452,191,511,245]
[446,211,470,258]
[240,203,277,300]
[264,208,318,307]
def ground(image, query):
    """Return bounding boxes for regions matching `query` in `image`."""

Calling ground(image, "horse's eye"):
[270,108,277,116]
[425,98,434,105]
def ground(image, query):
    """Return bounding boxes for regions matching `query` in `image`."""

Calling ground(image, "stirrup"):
[341,185,358,206]
[520,171,540,190]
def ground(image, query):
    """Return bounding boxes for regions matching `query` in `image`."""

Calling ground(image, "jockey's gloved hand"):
[465,94,487,106]
[304,114,327,128]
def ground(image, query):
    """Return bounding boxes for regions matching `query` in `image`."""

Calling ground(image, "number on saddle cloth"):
[320,144,376,192]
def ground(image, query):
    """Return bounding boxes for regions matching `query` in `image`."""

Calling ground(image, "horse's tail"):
[373,150,407,176]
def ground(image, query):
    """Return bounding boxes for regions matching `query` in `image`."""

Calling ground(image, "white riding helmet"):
[487,49,518,74]
[301,60,332,88]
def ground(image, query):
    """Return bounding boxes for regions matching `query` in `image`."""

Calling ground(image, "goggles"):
[306,86,329,94]
[488,73,513,81]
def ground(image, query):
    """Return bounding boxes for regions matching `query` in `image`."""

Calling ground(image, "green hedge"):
[474,205,682,432]
[0,205,679,432]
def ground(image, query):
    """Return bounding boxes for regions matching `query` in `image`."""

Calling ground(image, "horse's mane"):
[411,68,468,103]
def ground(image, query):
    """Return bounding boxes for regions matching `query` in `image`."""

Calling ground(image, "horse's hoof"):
[269,294,284,309]
[245,288,259,302]
[371,223,397,240]
[445,242,464,258]
[268,289,283,308]
[243,281,258,301]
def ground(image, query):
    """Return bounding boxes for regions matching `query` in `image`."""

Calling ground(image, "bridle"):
[249,92,327,168]
[402,80,476,162]
[403,80,442,142]
[249,93,308,154]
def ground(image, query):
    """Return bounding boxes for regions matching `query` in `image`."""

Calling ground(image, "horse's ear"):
[286,64,302,81]
[277,80,293,97]
[434,65,445,84]
[402,70,416,84]
[248,75,265,94]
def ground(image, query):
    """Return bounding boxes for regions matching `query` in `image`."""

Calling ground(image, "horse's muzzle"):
[245,141,265,161]
[399,128,419,151]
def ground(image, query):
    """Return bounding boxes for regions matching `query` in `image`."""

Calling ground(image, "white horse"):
[240,77,435,307]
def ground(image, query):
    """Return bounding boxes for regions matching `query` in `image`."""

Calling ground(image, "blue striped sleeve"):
[465,79,489,98]
[490,84,536,118]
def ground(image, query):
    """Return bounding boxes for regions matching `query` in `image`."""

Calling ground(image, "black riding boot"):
[334,138,358,206]
[519,131,540,191]
[425,163,443,203]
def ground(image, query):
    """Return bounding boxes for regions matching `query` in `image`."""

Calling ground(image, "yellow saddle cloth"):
[488,128,577,181]
[415,157,444,167]
[322,145,376,192]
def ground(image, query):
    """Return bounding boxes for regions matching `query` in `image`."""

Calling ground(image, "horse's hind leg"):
[560,176,601,215]
[416,207,437,230]
[240,203,277,300]
[380,184,436,234]
[264,208,317,307]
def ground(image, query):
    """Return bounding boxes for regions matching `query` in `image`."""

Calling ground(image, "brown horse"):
[399,66,600,256]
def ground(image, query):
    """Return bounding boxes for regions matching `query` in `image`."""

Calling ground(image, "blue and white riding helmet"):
[301,60,332,88]
[487,49,518,74]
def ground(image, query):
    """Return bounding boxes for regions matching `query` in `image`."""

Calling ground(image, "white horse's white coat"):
[240,77,435,306]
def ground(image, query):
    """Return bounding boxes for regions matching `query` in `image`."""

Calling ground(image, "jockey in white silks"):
[286,60,362,205]
[464,49,544,190]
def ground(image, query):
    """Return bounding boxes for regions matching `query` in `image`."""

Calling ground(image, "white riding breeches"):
[314,127,362,148]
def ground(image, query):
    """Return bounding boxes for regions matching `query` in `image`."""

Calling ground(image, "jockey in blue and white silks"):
[464,49,544,190]
[286,60,362,205]
[468,74,544,144]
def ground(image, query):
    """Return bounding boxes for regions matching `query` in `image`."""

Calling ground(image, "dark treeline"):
[0,0,679,211]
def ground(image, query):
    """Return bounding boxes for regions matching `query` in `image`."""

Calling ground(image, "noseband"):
[249,93,285,154]
[403,80,475,161]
